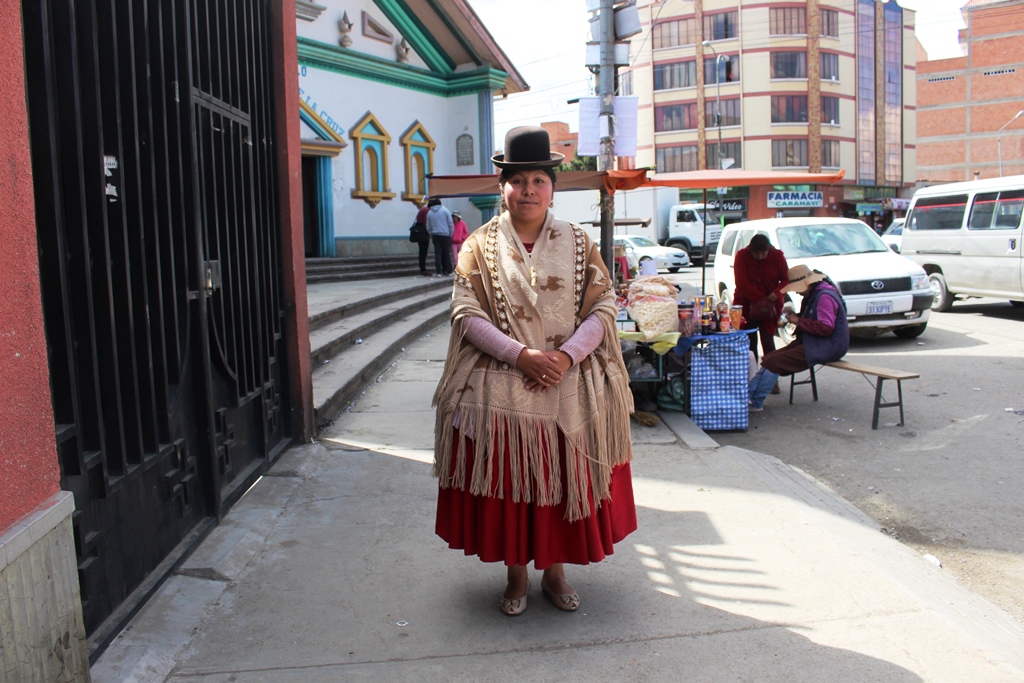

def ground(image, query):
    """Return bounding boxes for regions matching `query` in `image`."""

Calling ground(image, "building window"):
[400,121,435,205]
[654,61,697,90]
[821,52,840,81]
[771,51,807,79]
[350,112,396,207]
[620,70,633,96]
[703,11,738,41]
[655,103,698,132]
[653,17,697,49]
[884,3,903,184]
[706,141,742,169]
[821,139,841,168]
[656,145,699,172]
[772,139,808,167]
[703,55,740,84]
[770,7,806,35]
[771,95,808,123]
[821,96,840,125]
[820,9,839,37]
[704,98,741,127]
[857,0,876,184]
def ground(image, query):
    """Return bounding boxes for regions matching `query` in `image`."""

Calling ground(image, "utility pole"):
[598,0,616,276]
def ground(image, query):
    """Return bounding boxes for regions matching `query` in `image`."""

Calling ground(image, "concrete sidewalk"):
[92,327,1024,682]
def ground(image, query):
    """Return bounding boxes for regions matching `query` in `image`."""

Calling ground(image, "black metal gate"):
[22,0,290,646]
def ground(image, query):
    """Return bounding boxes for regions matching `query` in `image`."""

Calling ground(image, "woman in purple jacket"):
[748,265,849,411]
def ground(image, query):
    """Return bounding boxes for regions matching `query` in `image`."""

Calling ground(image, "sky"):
[468,0,970,148]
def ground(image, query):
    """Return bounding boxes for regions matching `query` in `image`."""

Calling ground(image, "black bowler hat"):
[491,126,565,169]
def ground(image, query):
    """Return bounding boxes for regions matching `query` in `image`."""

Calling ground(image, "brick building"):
[917,0,1024,182]
[542,120,580,160]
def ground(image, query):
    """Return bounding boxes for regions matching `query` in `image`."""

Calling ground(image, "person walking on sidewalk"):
[748,265,848,411]
[451,211,469,264]
[413,203,431,276]
[426,198,454,276]
[432,126,637,616]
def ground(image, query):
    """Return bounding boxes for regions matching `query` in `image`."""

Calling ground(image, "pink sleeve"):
[557,313,605,365]
[463,317,525,366]
[462,313,605,367]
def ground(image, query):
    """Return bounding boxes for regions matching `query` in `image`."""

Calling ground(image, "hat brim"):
[491,153,564,169]
[782,272,827,294]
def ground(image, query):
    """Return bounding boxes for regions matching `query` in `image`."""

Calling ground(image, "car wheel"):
[928,273,954,312]
[893,323,927,339]
[667,267,680,273]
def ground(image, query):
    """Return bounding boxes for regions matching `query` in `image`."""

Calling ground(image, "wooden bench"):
[788,360,920,429]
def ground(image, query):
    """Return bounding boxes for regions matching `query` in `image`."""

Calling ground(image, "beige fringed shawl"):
[432,211,634,522]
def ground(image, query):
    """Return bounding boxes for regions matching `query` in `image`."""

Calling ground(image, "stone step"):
[312,299,450,430]
[306,266,422,283]
[307,255,418,266]
[307,278,450,332]
[310,288,452,366]
[305,256,422,283]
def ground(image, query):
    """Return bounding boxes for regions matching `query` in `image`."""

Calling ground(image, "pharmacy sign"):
[767,191,823,208]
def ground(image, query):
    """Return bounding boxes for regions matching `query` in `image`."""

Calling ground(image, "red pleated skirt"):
[435,428,637,569]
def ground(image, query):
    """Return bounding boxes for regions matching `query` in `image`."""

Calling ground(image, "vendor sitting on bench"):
[748,265,849,412]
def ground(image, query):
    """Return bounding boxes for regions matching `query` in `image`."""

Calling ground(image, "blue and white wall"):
[296,1,505,256]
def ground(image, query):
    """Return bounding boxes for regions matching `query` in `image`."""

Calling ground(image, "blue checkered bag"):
[689,332,749,431]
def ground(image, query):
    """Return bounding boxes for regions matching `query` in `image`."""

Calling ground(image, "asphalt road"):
[658,265,1024,624]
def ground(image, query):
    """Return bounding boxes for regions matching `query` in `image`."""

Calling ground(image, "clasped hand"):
[516,348,571,392]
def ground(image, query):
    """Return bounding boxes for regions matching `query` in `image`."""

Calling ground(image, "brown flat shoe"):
[771,382,781,395]
[541,579,580,612]
[499,581,529,616]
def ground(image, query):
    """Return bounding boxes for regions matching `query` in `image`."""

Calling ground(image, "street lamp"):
[701,40,729,171]
[997,109,1024,177]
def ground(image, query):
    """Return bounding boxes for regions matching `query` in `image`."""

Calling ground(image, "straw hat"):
[782,265,828,294]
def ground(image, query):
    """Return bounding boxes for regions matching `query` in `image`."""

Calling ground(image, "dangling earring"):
[550,201,555,208]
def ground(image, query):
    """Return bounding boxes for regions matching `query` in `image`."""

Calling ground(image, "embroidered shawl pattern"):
[432,211,634,522]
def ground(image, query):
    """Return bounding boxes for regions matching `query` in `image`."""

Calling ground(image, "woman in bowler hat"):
[432,126,637,615]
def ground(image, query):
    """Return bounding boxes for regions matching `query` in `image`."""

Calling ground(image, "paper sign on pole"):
[577,96,638,156]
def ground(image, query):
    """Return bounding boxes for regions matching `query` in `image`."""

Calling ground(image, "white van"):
[713,217,933,339]
[900,175,1024,311]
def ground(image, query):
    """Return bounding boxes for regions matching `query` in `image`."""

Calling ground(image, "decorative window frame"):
[400,121,435,206]
[350,112,396,207]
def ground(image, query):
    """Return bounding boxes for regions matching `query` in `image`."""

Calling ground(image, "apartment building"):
[917,0,1024,183]
[622,0,918,220]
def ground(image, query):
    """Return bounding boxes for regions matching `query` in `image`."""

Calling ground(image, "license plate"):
[866,300,893,315]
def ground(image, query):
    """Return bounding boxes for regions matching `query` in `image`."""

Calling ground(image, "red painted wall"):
[272,0,314,441]
[0,0,61,532]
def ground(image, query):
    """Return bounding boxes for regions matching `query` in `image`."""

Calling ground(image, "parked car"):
[714,217,933,339]
[608,234,691,272]
[881,218,904,253]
